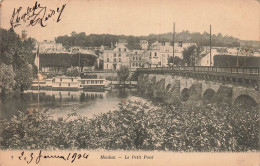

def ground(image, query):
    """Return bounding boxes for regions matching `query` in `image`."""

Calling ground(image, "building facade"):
[103,43,130,70]
[140,40,149,50]
[37,40,65,53]
[129,50,144,69]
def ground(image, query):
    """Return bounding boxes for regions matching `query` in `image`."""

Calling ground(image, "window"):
[107,64,109,68]
[100,81,103,84]
[113,53,116,57]
[91,81,94,84]
[133,57,135,60]
[124,48,126,52]
[81,80,85,84]
[119,53,121,57]
[139,63,142,67]
[119,58,121,62]
[68,83,70,87]
[150,52,152,56]
[107,58,109,62]
[155,52,157,56]
[59,83,61,86]
[71,78,73,82]
[118,48,121,52]
[136,63,138,67]
[60,78,62,82]
[114,58,116,62]
[132,63,135,67]
[95,81,98,84]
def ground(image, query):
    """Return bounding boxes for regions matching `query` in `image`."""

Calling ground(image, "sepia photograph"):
[0,0,259,165]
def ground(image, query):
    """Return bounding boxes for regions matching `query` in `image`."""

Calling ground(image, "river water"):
[0,88,156,120]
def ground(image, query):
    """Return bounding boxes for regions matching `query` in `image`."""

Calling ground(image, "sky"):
[1,0,259,42]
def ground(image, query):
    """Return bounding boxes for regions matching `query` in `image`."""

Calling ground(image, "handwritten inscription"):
[10,1,66,28]
[17,150,89,164]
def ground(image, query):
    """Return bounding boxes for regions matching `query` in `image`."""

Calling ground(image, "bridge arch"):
[202,88,216,101]
[181,88,189,101]
[233,95,258,107]
[166,84,172,92]
[232,88,259,106]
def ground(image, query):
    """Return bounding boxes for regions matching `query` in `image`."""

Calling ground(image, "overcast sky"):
[1,0,259,42]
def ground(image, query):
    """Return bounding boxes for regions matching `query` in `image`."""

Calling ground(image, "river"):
[0,88,157,120]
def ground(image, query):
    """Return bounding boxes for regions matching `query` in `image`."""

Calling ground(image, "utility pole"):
[37,44,40,111]
[173,22,175,66]
[210,25,212,66]
[78,54,81,77]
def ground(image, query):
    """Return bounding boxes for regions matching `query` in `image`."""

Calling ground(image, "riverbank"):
[0,100,258,151]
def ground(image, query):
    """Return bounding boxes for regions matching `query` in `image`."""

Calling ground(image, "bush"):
[0,100,258,151]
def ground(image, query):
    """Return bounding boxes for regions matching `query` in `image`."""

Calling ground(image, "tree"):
[14,63,33,92]
[0,64,16,97]
[0,28,35,94]
[182,45,202,66]
[117,66,129,86]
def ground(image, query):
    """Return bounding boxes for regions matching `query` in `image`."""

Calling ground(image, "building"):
[199,47,232,66]
[140,40,149,50]
[129,50,144,69]
[103,43,130,70]
[143,41,197,68]
[37,40,65,53]
[21,30,27,41]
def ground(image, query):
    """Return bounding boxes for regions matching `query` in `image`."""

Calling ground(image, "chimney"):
[111,42,114,49]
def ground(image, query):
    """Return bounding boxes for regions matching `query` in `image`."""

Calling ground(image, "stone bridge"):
[133,66,260,106]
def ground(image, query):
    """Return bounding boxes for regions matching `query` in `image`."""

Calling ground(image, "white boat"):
[79,78,105,90]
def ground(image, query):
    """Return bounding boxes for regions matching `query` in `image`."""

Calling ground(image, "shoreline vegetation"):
[0,100,258,152]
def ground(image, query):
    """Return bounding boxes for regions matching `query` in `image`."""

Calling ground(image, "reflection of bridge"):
[132,66,260,106]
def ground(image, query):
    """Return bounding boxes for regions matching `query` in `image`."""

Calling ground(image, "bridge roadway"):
[131,66,260,83]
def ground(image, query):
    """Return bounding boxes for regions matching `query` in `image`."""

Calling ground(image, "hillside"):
[54,31,259,49]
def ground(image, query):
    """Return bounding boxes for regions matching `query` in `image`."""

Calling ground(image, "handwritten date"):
[10,1,66,28]
[18,150,89,164]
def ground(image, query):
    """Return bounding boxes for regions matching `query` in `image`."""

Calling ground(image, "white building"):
[37,40,65,53]
[144,41,196,67]
[103,43,130,70]
[140,40,149,50]
[129,50,145,69]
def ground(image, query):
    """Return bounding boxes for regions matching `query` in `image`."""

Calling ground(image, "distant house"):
[143,41,196,67]
[129,50,144,69]
[103,43,130,70]
[199,47,241,66]
[140,40,149,50]
[199,48,221,66]
[37,40,65,53]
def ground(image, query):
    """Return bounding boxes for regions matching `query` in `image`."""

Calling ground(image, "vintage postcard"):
[0,0,259,165]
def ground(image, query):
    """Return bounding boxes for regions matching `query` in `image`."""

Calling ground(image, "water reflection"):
[0,88,142,120]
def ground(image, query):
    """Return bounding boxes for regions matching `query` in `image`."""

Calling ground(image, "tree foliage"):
[182,45,203,66]
[167,56,185,66]
[14,64,34,91]
[0,100,258,151]
[55,31,243,49]
[0,64,16,97]
[0,28,36,96]
[117,66,129,85]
